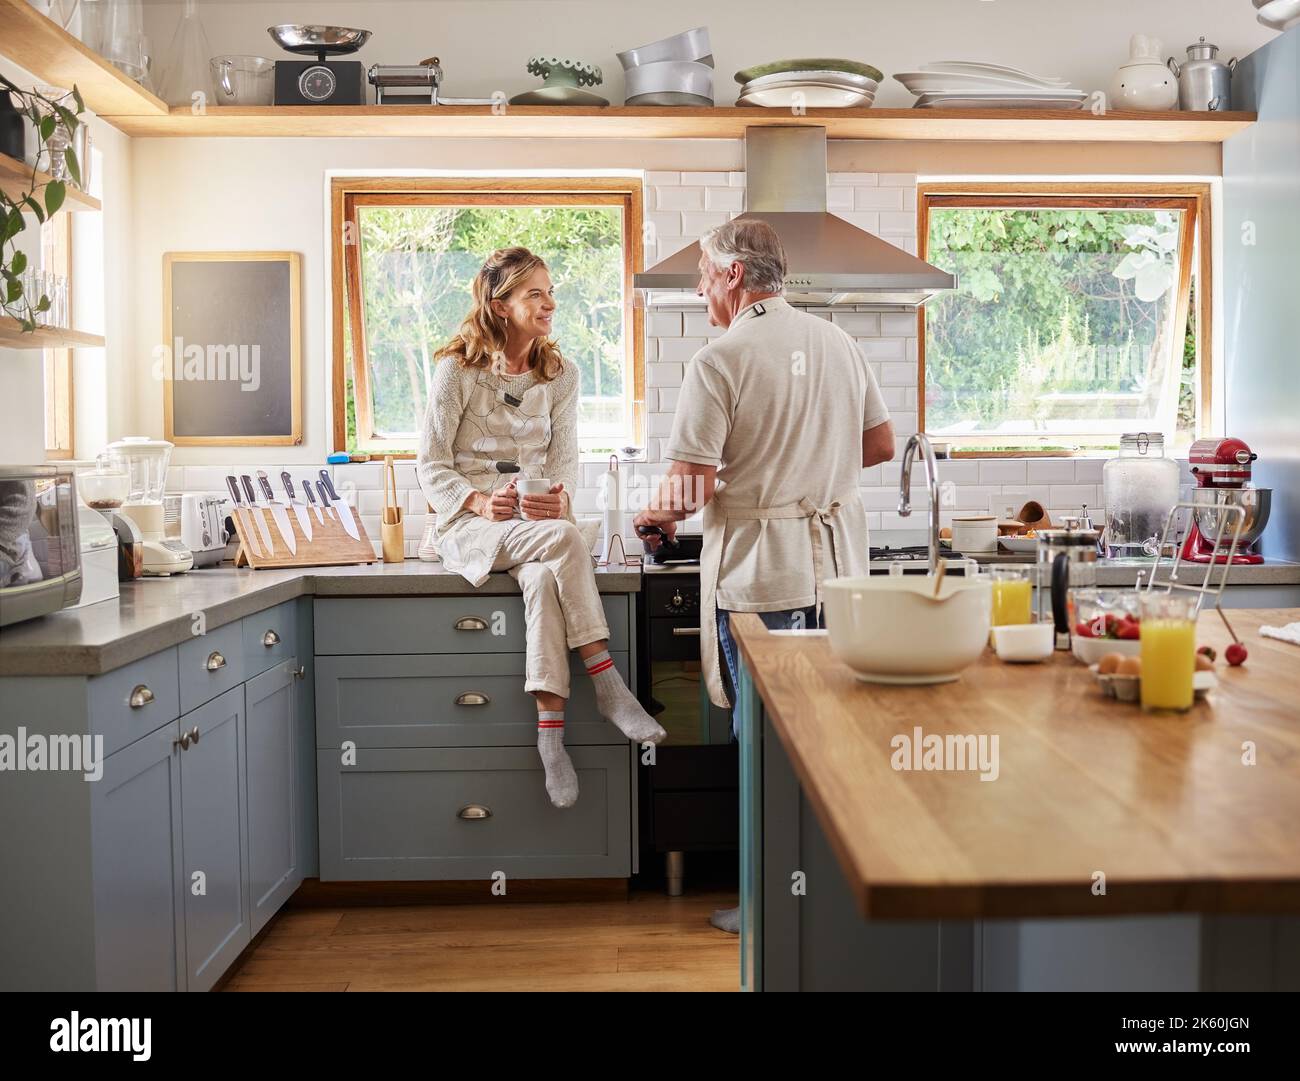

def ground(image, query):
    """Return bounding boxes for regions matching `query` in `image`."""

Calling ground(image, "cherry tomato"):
[1226,642,1247,666]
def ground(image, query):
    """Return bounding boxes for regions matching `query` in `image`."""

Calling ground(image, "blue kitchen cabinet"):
[90,718,187,992]
[245,659,304,935]
[178,685,251,992]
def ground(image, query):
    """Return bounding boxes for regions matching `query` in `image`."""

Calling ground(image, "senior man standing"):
[633,218,895,929]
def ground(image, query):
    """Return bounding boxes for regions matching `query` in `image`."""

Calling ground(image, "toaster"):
[166,493,230,568]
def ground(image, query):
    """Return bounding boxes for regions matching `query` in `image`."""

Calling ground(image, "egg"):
[1098,653,1124,675]
[1195,653,1215,672]
[1117,656,1143,677]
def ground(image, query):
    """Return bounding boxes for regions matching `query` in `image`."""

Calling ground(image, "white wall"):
[142,0,1274,109]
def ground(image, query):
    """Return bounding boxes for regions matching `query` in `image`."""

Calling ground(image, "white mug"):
[516,478,552,520]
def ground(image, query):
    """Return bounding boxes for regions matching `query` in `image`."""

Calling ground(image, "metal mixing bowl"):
[1191,487,1271,548]
[267,24,372,56]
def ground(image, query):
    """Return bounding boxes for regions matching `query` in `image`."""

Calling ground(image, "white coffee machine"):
[106,437,193,575]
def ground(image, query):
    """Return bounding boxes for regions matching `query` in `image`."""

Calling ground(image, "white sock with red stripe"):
[537,711,578,808]
[585,649,666,745]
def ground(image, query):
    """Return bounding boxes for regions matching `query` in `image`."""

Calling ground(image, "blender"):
[106,437,194,575]
[1181,437,1272,565]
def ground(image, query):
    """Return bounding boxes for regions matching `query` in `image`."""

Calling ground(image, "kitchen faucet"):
[898,432,942,575]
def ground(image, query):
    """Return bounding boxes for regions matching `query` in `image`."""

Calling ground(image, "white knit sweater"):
[417,358,579,585]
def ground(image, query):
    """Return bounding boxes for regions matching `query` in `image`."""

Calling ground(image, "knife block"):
[230,505,376,569]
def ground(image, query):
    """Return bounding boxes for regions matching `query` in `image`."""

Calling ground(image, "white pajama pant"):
[490,519,610,699]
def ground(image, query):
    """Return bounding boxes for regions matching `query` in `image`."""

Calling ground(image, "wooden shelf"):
[0,0,167,118]
[0,151,100,211]
[102,104,1256,142]
[0,317,104,349]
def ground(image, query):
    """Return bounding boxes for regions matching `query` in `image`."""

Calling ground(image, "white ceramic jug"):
[1110,34,1179,111]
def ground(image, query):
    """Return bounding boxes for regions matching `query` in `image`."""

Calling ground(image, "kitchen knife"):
[240,474,277,555]
[319,469,360,541]
[302,478,327,523]
[225,475,264,558]
[280,470,313,541]
[257,470,297,555]
[315,479,338,521]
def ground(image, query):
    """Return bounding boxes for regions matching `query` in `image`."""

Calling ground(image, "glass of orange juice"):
[989,566,1034,627]
[1138,592,1198,712]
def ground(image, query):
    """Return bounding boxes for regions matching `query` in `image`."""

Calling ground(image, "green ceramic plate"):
[734,58,884,85]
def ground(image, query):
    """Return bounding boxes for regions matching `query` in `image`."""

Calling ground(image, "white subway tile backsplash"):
[880,313,919,336]
[646,171,681,185]
[655,186,705,211]
[646,210,681,239]
[1027,460,1076,484]
[657,387,680,411]
[728,171,746,187]
[830,172,878,185]
[335,461,383,488]
[683,313,722,338]
[705,186,744,211]
[879,173,918,187]
[656,337,706,365]
[936,460,980,485]
[832,210,880,234]
[890,411,918,435]
[647,362,684,388]
[878,211,916,236]
[859,486,901,510]
[978,460,1027,485]
[1074,459,1105,483]
[1049,484,1099,509]
[826,186,856,210]
[682,171,728,185]
[880,362,915,385]
[647,312,682,338]
[855,187,905,210]
[859,337,908,360]
[859,464,883,486]
[680,210,731,234]
[880,386,907,409]
[647,413,674,438]
[831,312,880,335]
[955,485,1002,510]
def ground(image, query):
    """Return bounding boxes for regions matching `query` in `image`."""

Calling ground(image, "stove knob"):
[671,590,684,607]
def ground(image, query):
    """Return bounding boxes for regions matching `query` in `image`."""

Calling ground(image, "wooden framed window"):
[42,212,73,460]
[331,177,644,457]
[918,183,1211,456]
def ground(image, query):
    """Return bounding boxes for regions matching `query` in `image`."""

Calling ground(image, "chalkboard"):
[163,252,302,445]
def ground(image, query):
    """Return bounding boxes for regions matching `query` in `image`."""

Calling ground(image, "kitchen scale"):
[269,24,368,105]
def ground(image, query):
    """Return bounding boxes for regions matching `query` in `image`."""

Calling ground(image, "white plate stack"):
[895,61,1089,109]
[736,68,879,108]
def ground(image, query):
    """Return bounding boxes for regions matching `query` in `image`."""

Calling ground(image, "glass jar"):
[1103,432,1180,559]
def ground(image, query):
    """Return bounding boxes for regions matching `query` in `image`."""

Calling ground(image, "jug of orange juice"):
[1138,592,1198,712]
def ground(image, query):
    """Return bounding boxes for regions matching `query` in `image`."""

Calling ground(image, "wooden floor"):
[222,889,739,992]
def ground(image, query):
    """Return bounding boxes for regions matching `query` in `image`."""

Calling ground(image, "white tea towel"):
[1260,622,1300,646]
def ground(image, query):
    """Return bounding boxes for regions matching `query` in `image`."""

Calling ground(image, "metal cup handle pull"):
[129,685,155,709]
[206,651,226,671]
[455,691,490,706]
[262,630,280,647]
[457,804,492,820]
[454,616,488,631]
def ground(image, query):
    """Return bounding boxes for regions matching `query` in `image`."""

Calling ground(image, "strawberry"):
[1074,621,1094,639]
[1116,619,1140,640]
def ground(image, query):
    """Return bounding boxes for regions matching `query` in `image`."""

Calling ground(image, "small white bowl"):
[992,623,1054,663]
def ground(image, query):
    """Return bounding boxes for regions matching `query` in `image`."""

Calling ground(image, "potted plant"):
[0,77,85,332]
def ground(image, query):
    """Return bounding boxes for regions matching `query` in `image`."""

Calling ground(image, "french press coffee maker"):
[1036,519,1100,650]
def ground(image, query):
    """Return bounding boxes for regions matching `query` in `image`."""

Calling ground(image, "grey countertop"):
[0,560,641,678]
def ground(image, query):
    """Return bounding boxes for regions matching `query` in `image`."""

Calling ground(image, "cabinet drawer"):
[242,601,298,680]
[177,621,246,715]
[89,648,181,758]
[313,595,629,655]
[315,652,630,749]
[317,744,631,880]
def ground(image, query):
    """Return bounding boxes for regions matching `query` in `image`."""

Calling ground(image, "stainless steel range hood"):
[634,127,955,309]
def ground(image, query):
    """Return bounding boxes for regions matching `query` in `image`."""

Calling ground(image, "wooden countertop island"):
[732,608,1300,922]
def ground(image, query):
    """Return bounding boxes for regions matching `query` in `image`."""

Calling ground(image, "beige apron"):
[700,495,853,708]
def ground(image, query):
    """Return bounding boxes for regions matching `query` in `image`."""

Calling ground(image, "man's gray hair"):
[699,219,787,294]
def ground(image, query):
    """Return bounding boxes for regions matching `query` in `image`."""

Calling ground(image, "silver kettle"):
[1167,38,1237,112]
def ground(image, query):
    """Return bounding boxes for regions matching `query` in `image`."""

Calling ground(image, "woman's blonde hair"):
[434,247,565,381]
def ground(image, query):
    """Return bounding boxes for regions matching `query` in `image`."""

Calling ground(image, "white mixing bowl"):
[822,573,992,684]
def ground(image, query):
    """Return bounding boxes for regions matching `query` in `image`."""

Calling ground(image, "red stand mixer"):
[1182,437,1272,564]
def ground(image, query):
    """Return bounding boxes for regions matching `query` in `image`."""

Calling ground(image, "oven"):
[637,566,738,894]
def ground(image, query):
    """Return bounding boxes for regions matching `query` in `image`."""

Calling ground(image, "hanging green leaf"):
[72,86,85,114]
[6,278,20,304]
[63,146,81,188]
[11,250,26,276]
[45,180,66,216]
[38,114,56,143]
[23,194,46,223]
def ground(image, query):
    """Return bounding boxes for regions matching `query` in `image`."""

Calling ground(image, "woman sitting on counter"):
[417,247,666,808]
